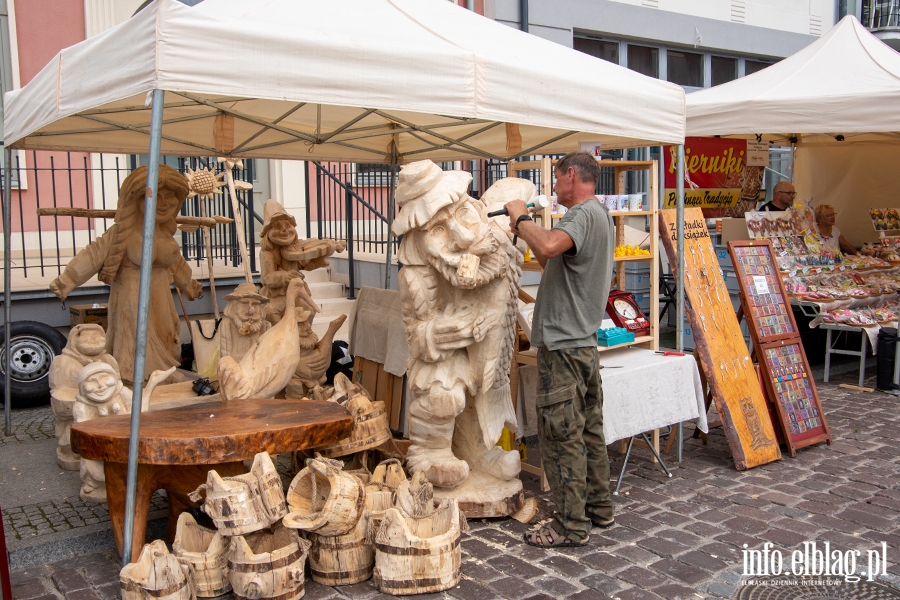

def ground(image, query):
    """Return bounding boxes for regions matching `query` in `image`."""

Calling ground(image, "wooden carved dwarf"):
[49,324,119,470]
[49,166,202,383]
[392,161,523,495]
[220,283,272,363]
[73,363,173,503]
[259,199,345,326]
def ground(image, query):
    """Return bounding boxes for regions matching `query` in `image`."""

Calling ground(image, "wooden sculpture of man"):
[73,363,172,502]
[393,160,523,513]
[49,166,202,383]
[259,199,345,326]
[220,283,271,363]
[49,324,119,470]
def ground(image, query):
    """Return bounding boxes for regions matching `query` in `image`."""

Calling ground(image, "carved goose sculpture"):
[218,278,313,400]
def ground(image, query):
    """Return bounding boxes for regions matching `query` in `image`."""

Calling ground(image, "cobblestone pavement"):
[6,370,900,600]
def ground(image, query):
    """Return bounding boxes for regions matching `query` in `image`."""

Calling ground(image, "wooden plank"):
[390,375,404,431]
[658,208,781,470]
[353,357,379,400]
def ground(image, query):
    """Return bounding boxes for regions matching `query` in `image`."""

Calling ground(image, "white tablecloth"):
[517,347,709,443]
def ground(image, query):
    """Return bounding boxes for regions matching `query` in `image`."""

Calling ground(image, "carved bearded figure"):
[393,161,523,489]
[220,283,272,363]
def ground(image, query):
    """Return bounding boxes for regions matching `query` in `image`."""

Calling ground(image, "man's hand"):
[504,199,530,233]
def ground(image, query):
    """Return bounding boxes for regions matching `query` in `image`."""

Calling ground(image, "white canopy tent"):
[2,0,687,564]
[5,0,685,161]
[686,15,900,244]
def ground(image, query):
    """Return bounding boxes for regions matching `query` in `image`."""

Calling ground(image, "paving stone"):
[579,572,621,596]
[82,563,120,586]
[94,582,122,600]
[523,595,556,600]
[463,538,503,560]
[720,517,767,536]
[567,590,614,600]
[487,576,538,600]
[837,508,897,530]
[51,569,90,594]
[615,588,664,600]
[602,527,643,543]
[635,537,689,558]
[335,580,380,599]
[461,561,504,582]
[676,550,727,572]
[304,579,341,600]
[64,590,102,600]
[540,555,589,578]
[616,545,661,566]
[530,576,578,597]
[472,529,521,548]
[11,578,48,600]
[648,511,691,527]
[649,559,708,585]
[615,514,660,533]
[449,578,501,600]
[487,555,547,580]
[703,581,737,599]
[615,566,670,588]
[651,583,702,600]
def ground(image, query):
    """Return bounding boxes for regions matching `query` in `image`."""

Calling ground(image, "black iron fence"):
[0,151,260,279]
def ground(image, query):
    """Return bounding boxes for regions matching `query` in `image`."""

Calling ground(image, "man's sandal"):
[523,525,587,548]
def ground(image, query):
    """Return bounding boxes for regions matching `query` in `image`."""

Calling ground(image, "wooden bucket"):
[373,499,463,595]
[365,459,406,529]
[120,539,195,600]
[173,512,231,598]
[283,456,365,536]
[228,524,310,600]
[317,394,391,458]
[395,471,437,518]
[307,510,374,586]
[192,452,286,536]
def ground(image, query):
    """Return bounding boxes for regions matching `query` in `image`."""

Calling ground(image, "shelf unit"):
[508,158,660,352]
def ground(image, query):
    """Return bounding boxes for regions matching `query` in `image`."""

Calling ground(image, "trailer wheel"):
[0,321,67,408]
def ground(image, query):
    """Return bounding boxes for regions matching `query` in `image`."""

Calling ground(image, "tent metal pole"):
[3,146,11,436]
[120,88,165,568]
[384,144,398,290]
[676,144,685,352]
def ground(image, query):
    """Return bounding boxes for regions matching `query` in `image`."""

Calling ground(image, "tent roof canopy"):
[686,15,900,144]
[4,0,685,163]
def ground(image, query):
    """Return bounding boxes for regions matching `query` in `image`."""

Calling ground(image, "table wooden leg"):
[104,461,155,563]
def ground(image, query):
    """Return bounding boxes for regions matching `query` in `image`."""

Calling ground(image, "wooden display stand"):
[727,240,832,456]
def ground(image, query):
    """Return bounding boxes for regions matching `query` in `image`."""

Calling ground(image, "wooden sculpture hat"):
[223,282,269,303]
[260,199,297,238]
[391,160,473,236]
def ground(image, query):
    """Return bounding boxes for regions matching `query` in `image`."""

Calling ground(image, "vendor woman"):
[815,204,858,255]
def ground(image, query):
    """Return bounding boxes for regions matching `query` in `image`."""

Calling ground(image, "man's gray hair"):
[555,151,601,185]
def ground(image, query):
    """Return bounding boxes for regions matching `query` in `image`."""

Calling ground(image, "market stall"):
[3,0,686,567]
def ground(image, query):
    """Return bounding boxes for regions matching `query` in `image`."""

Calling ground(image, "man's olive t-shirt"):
[532,199,615,350]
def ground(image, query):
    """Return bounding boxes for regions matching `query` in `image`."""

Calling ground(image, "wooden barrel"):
[317,395,391,458]
[173,512,231,598]
[120,539,194,600]
[228,524,310,600]
[196,453,286,536]
[308,510,374,586]
[283,456,365,536]
[373,499,462,595]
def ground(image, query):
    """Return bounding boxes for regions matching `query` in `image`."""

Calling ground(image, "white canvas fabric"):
[686,16,900,141]
[4,0,685,161]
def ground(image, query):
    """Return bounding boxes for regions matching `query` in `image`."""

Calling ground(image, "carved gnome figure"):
[49,324,119,470]
[392,160,522,490]
[73,363,172,503]
[220,283,272,363]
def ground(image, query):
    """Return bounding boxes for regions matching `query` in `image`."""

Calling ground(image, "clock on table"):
[605,290,650,338]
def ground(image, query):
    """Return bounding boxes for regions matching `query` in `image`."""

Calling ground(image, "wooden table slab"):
[71,398,353,560]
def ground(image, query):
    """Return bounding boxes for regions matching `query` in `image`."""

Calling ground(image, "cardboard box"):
[720,217,750,244]
[69,303,108,329]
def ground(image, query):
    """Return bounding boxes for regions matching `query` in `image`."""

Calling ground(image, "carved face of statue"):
[140,188,182,224]
[266,218,298,247]
[424,200,496,264]
[233,299,267,336]
[81,371,120,404]
[75,328,106,357]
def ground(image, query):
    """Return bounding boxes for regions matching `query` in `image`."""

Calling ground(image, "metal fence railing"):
[0,152,261,280]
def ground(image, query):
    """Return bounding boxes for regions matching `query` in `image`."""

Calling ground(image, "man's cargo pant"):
[536,345,614,542]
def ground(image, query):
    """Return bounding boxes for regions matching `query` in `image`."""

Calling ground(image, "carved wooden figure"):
[49,166,203,383]
[73,363,173,503]
[219,283,271,363]
[285,313,347,399]
[49,324,118,470]
[392,161,525,516]
[259,199,345,325]
[218,278,312,401]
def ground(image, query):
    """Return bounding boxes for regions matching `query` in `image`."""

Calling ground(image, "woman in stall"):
[815,204,858,255]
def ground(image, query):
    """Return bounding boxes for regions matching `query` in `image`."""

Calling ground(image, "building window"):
[667,50,703,87]
[745,59,773,75]
[628,44,658,78]
[573,37,619,64]
[711,56,738,86]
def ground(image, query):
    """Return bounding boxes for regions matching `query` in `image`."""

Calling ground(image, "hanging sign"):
[664,137,765,211]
